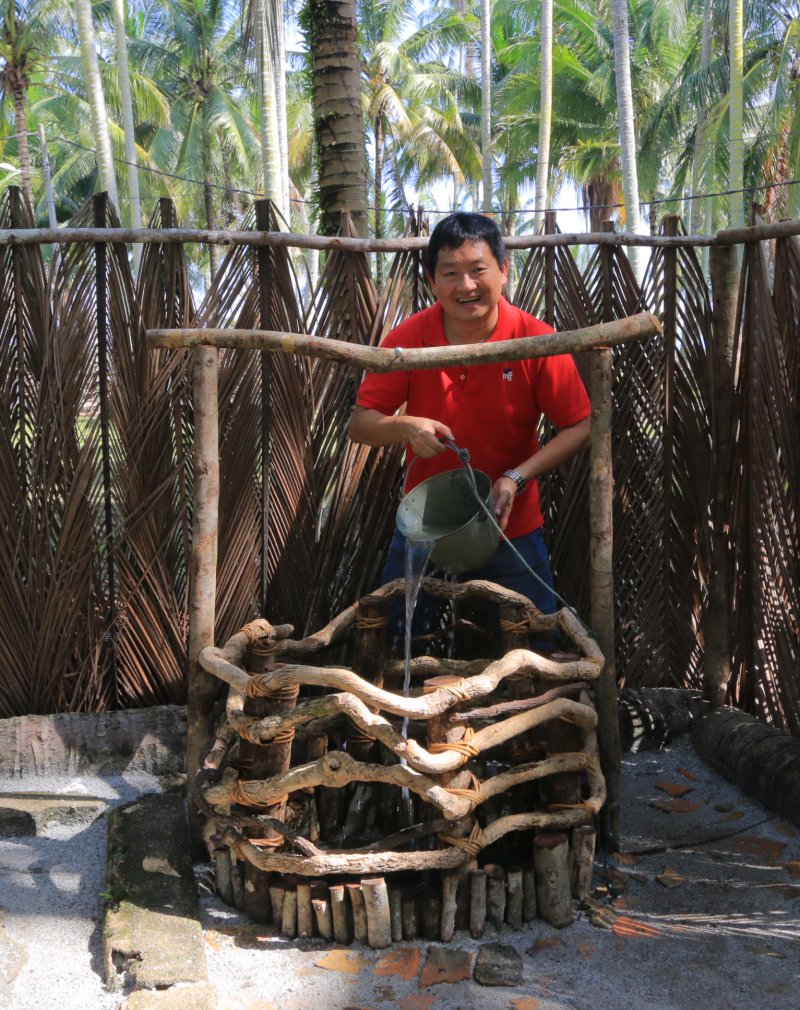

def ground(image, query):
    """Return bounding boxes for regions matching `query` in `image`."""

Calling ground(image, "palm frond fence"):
[1,189,798,739]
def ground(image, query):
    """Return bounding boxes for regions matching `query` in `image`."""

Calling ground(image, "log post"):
[522,864,537,922]
[533,833,573,929]
[330,884,353,944]
[297,882,314,938]
[485,864,507,928]
[361,877,392,949]
[348,600,389,759]
[401,887,419,940]
[421,890,442,941]
[572,826,596,900]
[441,872,460,942]
[347,883,369,944]
[469,868,487,939]
[506,867,523,928]
[312,894,333,941]
[589,346,621,849]
[269,882,285,925]
[187,345,219,854]
[281,887,298,938]
[240,635,298,922]
[389,885,403,941]
[703,245,739,709]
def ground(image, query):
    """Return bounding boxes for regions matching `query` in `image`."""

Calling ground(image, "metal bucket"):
[396,468,497,575]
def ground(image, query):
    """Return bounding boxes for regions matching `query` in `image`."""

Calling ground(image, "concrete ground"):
[1,723,799,1010]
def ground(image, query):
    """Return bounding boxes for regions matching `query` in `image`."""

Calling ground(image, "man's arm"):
[493,415,592,531]
[348,406,454,459]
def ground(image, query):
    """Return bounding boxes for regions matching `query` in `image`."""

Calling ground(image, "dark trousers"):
[381,526,559,653]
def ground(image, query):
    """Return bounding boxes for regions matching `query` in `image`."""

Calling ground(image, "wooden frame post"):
[589,346,621,850]
[187,344,220,849]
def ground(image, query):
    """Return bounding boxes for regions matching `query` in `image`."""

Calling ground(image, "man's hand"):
[348,406,453,457]
[492,475,518,532]
[401,416,453,458]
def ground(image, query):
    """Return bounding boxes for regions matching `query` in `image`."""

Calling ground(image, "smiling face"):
[429,239,508,338]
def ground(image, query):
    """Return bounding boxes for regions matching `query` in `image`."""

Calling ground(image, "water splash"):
[400,537,435,827]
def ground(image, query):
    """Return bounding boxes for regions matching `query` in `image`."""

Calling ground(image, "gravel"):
[3,744,800,1010]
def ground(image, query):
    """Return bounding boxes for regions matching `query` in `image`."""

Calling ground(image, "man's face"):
[429,239,508,326]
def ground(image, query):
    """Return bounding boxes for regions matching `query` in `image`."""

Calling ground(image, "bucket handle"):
[403,438,471,488]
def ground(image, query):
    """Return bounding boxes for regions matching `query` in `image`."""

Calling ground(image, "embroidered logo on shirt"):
[502,368,513,382]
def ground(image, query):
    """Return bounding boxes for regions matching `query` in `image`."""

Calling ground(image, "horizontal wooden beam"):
[0,217,797,251]
[147,312,662,371]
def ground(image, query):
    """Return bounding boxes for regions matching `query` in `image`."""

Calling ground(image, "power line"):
[3,131,798,219]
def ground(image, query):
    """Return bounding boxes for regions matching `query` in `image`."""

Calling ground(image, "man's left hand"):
[493,476,518,532]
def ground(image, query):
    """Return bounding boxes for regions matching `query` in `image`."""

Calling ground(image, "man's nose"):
[456,272,476,290]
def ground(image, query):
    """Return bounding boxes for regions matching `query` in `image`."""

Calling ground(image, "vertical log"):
[297,882,314,938]
[361,877,392,949]
[704,244,739,708]
[348,601,388,759]
[241,637,298,922]
[213,848,235,906]
[589,346,621,849]
[421,891,442,941]
[506,867,523,928]
[255,199,274,618]
[522,865,537,922]
[347,883,369,943]
[401,888,419,940]
[269,883,286,926]
[281,888,298,938]
[187,343,220,853]
[455,871,471,931]
[389,886,403,941]
[484,864,507,928]
[533,833,573,929]
[469,868,487,939]
[330,884,353,944]
[572,826,596,901]
[440,872,459,942]
[312,895,333,941]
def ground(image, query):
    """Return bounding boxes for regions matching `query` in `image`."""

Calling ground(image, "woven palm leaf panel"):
[729,230,800,733]
[514,225,597,621]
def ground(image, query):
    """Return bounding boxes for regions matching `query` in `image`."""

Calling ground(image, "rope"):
[238,620,273,644]
[547,801,595,811]
[429,726,479,762]
[422,678,472,704]
[248,836,284,848]
[249,638,279,656]
[228,777,289,809]
[438,821,484,856]
[499,607,542,634]
[444,772,486,809]
[354,607,389,630]
[246,677,299,701]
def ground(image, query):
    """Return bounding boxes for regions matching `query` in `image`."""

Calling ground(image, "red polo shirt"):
[356,297,591,539]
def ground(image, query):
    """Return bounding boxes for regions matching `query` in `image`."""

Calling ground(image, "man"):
[348,212,591,642]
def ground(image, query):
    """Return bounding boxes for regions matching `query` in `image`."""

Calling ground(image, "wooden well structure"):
[151,305,662,942]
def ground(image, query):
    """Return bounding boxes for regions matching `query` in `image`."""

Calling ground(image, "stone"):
[474,943,523,987]
[103,793,207,992]
[419,947,473,986]
[123,982,217,1010]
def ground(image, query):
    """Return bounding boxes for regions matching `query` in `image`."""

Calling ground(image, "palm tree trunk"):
[74,0,119,207]
[269,0,290,220]
[203,131,219,278]
[304,0,368,237]
[375,114,384,287]
[11,83,33,208]
[534,0,553,226]
[689,0,713,236]
[110,0,142,267]
[611,0,641,275]
[728,0,745,228]
[480,0,493,211]
[256,0,283,216]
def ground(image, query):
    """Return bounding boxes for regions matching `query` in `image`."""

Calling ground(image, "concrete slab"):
[103,792,210,998]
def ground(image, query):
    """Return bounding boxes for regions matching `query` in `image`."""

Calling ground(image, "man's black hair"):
[426,212,507,275]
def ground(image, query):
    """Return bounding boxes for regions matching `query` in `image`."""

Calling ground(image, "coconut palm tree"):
[357,0,478,246]
[149,0,260,276]
[74,0,118,205]
[300,0,368,236]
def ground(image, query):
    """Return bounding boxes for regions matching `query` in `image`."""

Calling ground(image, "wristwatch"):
[502,469,527,494]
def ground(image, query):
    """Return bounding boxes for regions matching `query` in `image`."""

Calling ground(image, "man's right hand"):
[348,407,453,457]
[401,416,454,458]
